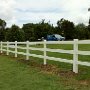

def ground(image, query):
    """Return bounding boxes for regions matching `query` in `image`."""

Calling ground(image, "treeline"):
[0,18,90,42]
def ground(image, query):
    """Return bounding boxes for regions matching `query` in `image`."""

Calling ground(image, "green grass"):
[0,55,65,90]
[0,43,90,90]
[0,54,90,90]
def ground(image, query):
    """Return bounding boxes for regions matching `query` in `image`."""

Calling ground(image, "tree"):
[0,30,5,41]
[6,25,25,42]
[87,8,90,38]
[0,19,6,29]
[57,18,75,40]
[22,20,54,41]
[35,20,54,40]
[22,23,36,41]
[75,23,89,39]
[0,19,6,41]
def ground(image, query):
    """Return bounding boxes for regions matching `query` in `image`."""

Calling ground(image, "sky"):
[0,0,90,27]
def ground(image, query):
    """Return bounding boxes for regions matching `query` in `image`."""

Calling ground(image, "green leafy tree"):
[0,19,6,29]
[22,23,36,41]
[0,30,5,41]
[22,20,54,41]
[35,20,54,40]
[6,25,25,42]
[57,18,75,40]
[0,19,6,41]
[75,23,89,39]
[87,19,90,39]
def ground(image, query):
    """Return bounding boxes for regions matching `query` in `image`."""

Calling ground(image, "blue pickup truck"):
[42,34,65,41]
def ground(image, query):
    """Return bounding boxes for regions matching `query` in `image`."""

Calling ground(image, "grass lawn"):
[0,43,90,90]
[0,55,65,90]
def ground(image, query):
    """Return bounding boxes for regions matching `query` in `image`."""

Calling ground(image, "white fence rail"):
[0,39,90,73]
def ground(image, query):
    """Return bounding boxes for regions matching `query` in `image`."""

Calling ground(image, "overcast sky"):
[0,0,90,27]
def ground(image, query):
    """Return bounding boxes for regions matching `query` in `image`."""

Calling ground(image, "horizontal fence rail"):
[0,39,90,73]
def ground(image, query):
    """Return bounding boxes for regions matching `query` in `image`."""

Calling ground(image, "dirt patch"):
[18,59,58,74]
[57,70,77,78]
[0,53,5,55]
[79,80,90,86]
[19,59,90,87]
[18,59,77,78]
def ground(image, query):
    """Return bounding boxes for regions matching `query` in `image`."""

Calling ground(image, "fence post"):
[6,41,9,55]
[73,39,78,73]
[15,41,17,57]
[44,40,47,65]
[0,41,3,53]
[26,41,29,60]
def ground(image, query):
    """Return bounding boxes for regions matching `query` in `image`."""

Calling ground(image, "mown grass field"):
[0,44,90,90]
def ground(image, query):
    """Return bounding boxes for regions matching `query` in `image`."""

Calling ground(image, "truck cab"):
[46,34,65,41]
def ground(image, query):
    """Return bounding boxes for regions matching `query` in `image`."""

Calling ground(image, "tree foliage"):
[0,19,6,41]
[22,20,54,41]
[0,18,90,41]
[57,18,75,39]
[6,25,25,42]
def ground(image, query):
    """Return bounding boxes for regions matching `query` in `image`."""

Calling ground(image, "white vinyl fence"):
[0,39,90,73]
